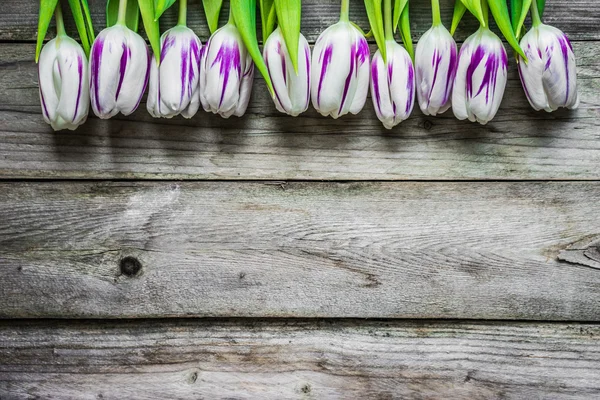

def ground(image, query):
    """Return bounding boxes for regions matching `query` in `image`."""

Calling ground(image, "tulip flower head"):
[415,25,457,116]
[147,26,203,119]
[200,23,254,118]
[264,27,311,117]
[518,24,579,112]
[371,41,415,129]
[90,24,150,119]
[452,27,508,125]
[311,19,370,119]
[38,35,90,131]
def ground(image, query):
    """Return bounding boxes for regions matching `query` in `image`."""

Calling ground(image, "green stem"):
[530,0,542,26]
[117,0,128,25]
[228,3,235,25]
[178,0,187,26]
[55,3,66,37]
[340,0,350,22]
[481,0,489,28]
[431,0,441,26]
[384,0,393,40]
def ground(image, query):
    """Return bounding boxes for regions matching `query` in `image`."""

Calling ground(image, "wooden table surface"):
[1,0,599,398]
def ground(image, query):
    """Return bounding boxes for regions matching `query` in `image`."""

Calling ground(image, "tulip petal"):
[115,31,150,116]
[55,39,89,127]
[38,38,60,125]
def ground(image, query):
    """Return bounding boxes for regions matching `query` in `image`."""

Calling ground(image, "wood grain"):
[2,0,598,42]
[1,181,600,320]
[1,319,599,399]
[0,42,599,180]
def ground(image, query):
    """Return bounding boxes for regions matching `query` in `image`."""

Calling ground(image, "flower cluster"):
[37,0,578,131]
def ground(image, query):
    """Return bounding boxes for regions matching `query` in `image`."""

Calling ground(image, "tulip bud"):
[370,41,415,129]
[147,26,203,119]
[518,24,579,112]
[38,36,89,131]
[263,27,311,117]
[311,21,370,119]
[200,24,254,118]
[452,28,508,125]
[90,25,150,119]
[415,25,457,116]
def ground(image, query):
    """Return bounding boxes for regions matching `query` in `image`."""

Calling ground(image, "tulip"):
[452,27,508,125]
[89,24,150,119]
[200,23,254,118]
[415,25,457,116]
[518,24,579,112]
[38,36,90,131]
[147,27,203,118]
[370,41,415,129]
[263,27,311,117]
[311,20,370,119]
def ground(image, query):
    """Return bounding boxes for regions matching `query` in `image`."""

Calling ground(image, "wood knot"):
[423,119,433,130]
[119,256,142,277]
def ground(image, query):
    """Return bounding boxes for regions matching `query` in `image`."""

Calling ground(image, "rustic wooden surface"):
[1,319,599,399]
[1,0,599,397]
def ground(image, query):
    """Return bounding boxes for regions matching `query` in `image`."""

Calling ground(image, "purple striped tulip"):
[518,24,579,112]
[38,36,89,131]
[89,25,150,119]
[370,41,415,129]
[452,28,508,125]
[263,27,311,117]
[147,26,203,119]
[311,21,370,119]
[199,24,254,118]
[415,25,458,116]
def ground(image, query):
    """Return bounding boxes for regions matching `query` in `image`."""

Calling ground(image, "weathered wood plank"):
[1,181,600,320]
[2,0,598,42]
[0,319,599,399]
[1,42,599,180]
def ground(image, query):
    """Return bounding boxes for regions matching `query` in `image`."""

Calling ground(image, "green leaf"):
[459,0,486,27]
[487,0,526,59]
[274,0,301,72]
[36,0,59,62]
[398,2,413,60]
[392,0,407,33]
[202,0,223,34]
[364,0,386,62]
[537,0,545,17]
[231,0,274,95]
[450,0,466,35]
[510,0,531,38]
[154,0,176,20]
[107,0,140,32]
[259,0,275,42]
[67,0,96,56]
[138,0,161,62]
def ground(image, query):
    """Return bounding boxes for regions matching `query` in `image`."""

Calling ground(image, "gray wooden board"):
[1,42,599,180]
[0,319,599,399]
[1,181,599,320]
[1,0,598,42]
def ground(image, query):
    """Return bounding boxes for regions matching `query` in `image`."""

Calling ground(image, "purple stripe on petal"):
[133,48,151,111]
[91,38,104,113]
[305,45,311,109]
[73,54,83,121]
[161,34,175,62]
[371,61,382,113]
[180,45,189,105]
[557,34,572,103]
[266,51,285,111]
[316,44,333,106]
[211,41,241,108]
[115,43,130,101]
[339,40,360,113]
[38,64,50,119]
[406,62,414,114]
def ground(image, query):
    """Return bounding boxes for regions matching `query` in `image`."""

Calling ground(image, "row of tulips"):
[38,0,578,131]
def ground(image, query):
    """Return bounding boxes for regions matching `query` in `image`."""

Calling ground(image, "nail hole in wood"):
[120,256,142,277]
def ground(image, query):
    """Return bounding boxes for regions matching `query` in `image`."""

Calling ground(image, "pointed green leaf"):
[259,0,275,42]
[510,0,522,31]
[450,0,466,35]
[392,0,408,33]
[231,0,274,95]
[107,0,140,31]
[202,0,223,34]
[154,0,176,20]
[398,2,413,60]
[537,0,545,17]
[36,0,59,62]
[67,0,96,56]
[138,0,161,62]
[364,0,386,61]
[274,0,301,72]
[459,0,486,27]
[487,0,526,59]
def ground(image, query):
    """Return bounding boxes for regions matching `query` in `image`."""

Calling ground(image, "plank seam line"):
[0,178,600,183]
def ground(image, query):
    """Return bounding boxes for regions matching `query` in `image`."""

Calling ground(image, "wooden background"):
[1,0,599,398]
